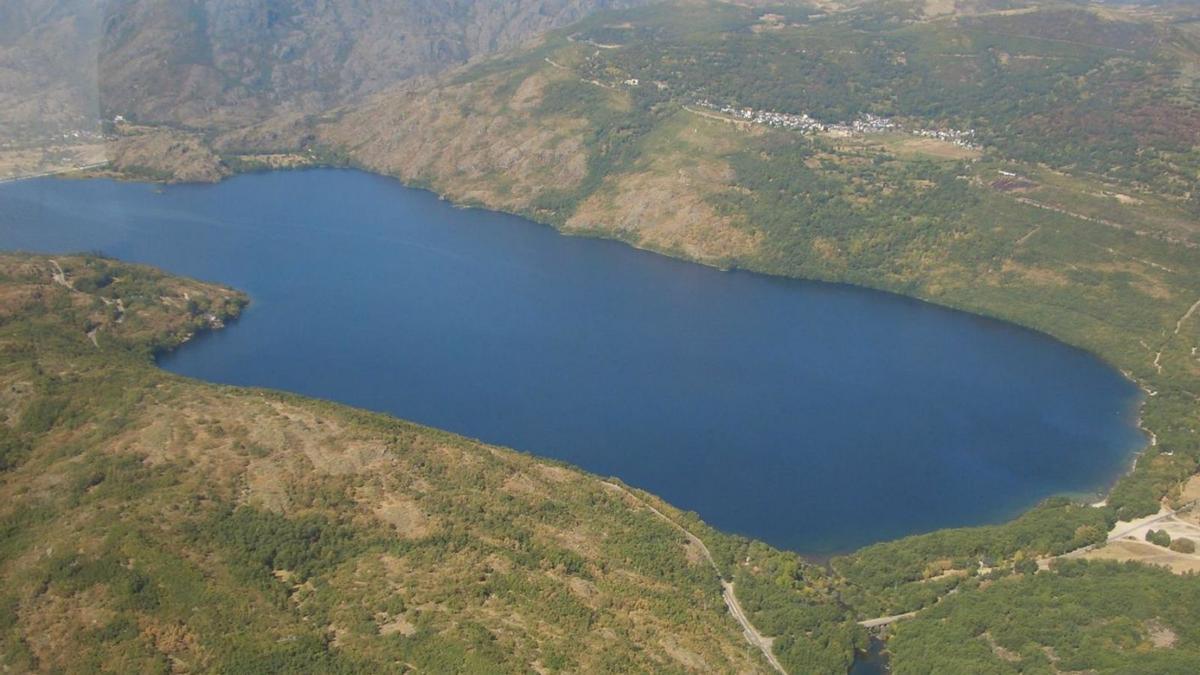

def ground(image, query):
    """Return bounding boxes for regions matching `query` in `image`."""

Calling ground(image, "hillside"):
[310,0,1200,519]
[310,2,1200,668]
[0,253,868,672]
[6,0,1200,671]
[0,0,652,179]
[4,254,1200,671]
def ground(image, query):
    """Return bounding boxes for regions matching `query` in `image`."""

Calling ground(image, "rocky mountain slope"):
[0,0,653,145]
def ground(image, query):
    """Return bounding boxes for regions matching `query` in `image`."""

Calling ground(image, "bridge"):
[859,611,917,630]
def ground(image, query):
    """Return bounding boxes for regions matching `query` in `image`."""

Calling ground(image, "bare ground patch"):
[1080,540,1200,574]
[373,496,433,538]
[566,160,760,263]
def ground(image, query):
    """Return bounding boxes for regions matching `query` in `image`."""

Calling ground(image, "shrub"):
[1169,538,1195,554]
[1145,529,1172,548]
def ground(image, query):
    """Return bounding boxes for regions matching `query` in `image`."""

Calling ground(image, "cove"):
[0,169,1146,553]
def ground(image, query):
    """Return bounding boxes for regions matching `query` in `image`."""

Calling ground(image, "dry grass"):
[1179,474,1200,504]
[320,70,592,213]
[1080,540,1200,574]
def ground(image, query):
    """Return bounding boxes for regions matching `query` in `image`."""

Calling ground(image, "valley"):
[3,0,1200,672]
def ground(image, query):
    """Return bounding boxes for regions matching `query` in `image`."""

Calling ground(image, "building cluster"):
[697,100,827,132]
[694,99,979,149]
[911,126,978,149]
[827,113,897,135]
[58,128,106,142]
[0,126,108,150]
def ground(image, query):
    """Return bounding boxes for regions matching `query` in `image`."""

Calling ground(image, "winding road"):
[601,481,786,674]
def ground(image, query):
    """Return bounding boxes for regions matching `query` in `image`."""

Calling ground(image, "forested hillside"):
[5,0,1200,671]
[0,254,864,672]
[310,2,1200,668]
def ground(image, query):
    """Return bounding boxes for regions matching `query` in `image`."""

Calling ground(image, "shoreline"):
[18,164,1164,547]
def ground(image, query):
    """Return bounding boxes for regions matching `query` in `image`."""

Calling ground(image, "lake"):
[0,169,1145,553]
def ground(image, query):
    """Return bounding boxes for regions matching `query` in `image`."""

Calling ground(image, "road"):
[601,481,786,674]
[0,161,108,185]
[858,503,1200,630]
[1105,508,1180,543]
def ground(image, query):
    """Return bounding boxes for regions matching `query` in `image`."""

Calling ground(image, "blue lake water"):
[0,169,1145,553]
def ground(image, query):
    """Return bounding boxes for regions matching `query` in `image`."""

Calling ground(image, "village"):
[0,125,108,151]
[693,99,980,149]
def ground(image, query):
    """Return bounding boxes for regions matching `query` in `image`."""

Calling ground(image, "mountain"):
[0,0,653,143]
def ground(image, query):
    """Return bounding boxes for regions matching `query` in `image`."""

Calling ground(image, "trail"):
[1153,296,1200,374]
[969,30,1135,54]
[1172,299,1200,338]
[49,259,71,289]
[47,259,124,346]
[1014,225,1040,246]
[859,504,1200,629]
[1012,196,1198,249]
[543,57,617,90]
[601,481,786,674]
[1090,243,1174,273]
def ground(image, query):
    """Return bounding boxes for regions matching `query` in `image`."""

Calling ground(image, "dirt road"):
[601,481,786,673]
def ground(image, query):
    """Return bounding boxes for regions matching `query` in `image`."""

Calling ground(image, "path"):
[1011,196,1198,249]
[970,30,1135,54]
[1089,243,1174,274]
[1014,225,1040,246]
[1153,297,1200,374]
[1173,299,1200,338]
[49,259,70,289]
[47,259,124,347]
[543,57,617,90]
[601,481,786,674]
